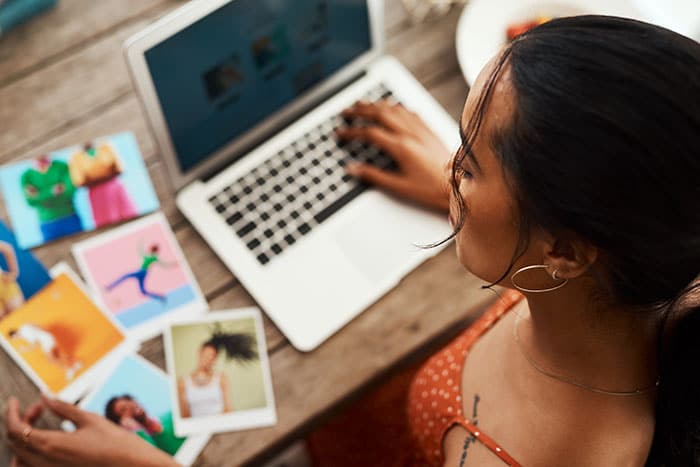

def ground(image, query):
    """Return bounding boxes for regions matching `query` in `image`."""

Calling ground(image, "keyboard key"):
[247,238,261,249]
[298,223,311,235]
[237,221,256,237]
[215,204,226,213]
[284,234,296,245]
[314,183,368,224]
[243,186,253,195]
[271,244,283,254]
[257,253,269,265]
[226,212,242,225]
[264,228,274,238]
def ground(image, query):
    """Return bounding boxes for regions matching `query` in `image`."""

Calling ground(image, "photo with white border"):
[164,308,277,437]
[72,212,207,342]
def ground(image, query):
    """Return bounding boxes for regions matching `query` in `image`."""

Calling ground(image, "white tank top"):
[184,373,224,418]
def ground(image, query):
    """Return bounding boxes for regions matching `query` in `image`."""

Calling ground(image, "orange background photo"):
[0,273,125,393]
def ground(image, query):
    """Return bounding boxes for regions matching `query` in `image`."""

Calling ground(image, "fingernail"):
[345,164,360,175]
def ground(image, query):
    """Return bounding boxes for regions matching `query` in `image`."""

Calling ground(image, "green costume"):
[141,254,159,271]
[21,160,76,222]
[135,412,185,456]
[21,159,83,241]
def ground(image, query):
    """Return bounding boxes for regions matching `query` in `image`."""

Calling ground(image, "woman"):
[5,16,700,466]
[177,330,257,419]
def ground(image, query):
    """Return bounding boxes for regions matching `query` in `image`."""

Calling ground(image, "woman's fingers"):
[335,126,406,163]
[343,100,406,132]
[41,396,89,427]
[22,401,44,425]
[346,163,412,198]
[8,441,54,467]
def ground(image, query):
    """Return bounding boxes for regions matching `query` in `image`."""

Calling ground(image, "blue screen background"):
[145,0,372,172]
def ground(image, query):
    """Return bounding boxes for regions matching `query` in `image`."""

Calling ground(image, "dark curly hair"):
[202,324,258,363]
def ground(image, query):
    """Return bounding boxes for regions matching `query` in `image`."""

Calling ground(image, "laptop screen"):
[144,0,372,173]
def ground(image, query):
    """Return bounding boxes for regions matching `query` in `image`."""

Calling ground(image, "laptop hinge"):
[201,70,368,183]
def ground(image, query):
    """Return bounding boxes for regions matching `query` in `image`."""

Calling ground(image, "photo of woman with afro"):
[176,327,258,419]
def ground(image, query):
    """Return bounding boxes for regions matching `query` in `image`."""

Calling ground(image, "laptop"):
[124,0,459,351]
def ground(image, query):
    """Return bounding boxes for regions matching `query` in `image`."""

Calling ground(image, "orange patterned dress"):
[307,290,524,466]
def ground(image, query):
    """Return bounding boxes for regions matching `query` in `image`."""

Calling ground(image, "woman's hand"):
[337,100,453,212]
[6,396,178,467]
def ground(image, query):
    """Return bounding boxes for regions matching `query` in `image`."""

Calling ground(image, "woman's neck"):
[516,284,660,393]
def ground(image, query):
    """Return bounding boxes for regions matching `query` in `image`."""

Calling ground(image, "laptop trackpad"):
[330,200,424,284]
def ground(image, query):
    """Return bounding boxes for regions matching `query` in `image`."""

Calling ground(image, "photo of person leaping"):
[105,242,176,303]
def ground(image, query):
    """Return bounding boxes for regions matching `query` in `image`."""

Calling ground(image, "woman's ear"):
[541,233,598,280]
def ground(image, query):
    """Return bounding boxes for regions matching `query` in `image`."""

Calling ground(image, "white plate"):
[455,0,647,85]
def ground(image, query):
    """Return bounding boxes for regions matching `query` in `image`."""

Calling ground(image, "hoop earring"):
[511,264,568,293]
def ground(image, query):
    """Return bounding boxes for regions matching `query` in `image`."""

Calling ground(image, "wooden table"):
[0,1,496,465]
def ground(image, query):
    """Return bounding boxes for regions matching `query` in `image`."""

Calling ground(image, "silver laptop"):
[124,0,458,351]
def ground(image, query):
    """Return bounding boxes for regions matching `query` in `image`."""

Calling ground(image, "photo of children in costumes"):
[0,221,51,320]
[73,213,206,341]
[79,355,209,464]
[0,132,159,249]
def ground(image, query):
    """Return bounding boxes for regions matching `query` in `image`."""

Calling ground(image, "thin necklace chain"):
[513,313,660,397]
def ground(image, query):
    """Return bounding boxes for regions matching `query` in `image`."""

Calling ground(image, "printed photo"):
[72,213,206,342]
[79,354,209,465]
[0,132,160,249]
[0,265,133,402]
[164,308,276,437]
[0,221,51,320]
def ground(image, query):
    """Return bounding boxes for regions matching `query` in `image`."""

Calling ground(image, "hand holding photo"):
[78,354,209,465]
[0,264,133,402]
[73,213,206,342]
[0,132,159,249]
[164,308,276,437]
[0,221,51,321]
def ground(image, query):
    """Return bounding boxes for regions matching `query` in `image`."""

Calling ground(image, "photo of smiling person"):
[177,327,257,419]
[105,394,184,456]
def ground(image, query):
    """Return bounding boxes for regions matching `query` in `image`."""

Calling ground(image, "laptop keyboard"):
[208,84,399,266]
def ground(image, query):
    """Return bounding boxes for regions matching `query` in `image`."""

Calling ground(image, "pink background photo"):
[80,222,190,315]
